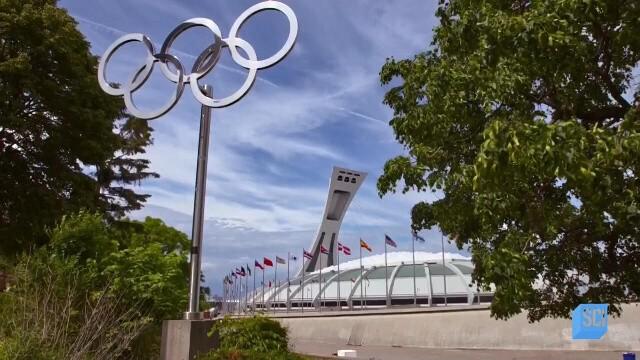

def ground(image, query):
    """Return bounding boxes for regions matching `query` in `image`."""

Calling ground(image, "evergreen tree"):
[0,0,158,255]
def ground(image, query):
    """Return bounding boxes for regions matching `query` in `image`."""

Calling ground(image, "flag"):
[268,281,272,288]
[290,255,298,261]
[385,234,397,248]
[360,238,372,252]
[235,268,243,276]
[320,245,329,254]
[263,257,273,267]
[276,256,286,265]
[413,231,426,243]
[339,242,351,255]
[240,266,246,276]
[303,250,313,260]
[246,264,251,276]
[255,260,264,270]
[232,272,237,278]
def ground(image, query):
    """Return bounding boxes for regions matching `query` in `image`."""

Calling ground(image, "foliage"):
[0,0,158,256]
[378,0,640,321]
[0,335,63,360]
[48,212,191,325]
[212,316,290,353]
[0,212,191,359]
[198,316,305,360]
[197,349,307,360]
[0,254,150,360]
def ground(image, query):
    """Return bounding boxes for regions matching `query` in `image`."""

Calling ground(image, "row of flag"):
[224,233,426,283]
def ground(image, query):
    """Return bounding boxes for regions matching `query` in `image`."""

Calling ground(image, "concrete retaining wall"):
[277,304,640,351]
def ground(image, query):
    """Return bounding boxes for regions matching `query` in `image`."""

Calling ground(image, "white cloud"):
[66,0,444,295]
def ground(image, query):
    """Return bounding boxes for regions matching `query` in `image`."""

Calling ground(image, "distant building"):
[248,166,495,311]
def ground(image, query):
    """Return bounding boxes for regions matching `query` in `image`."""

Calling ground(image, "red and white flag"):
[320,245,329,254]
[303,249,313,260]
[338,242,351,256]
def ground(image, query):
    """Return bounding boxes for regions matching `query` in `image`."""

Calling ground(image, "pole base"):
[184,311,203,320]
[160,319,219,360]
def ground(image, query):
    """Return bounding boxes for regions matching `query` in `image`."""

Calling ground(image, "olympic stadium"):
[242,167,495,311]
[253,254,494,310]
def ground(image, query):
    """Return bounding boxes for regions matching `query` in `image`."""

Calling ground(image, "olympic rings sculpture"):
[97,1,298,120]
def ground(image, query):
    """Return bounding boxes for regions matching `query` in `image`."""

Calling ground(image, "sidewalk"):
[292,340,627,360]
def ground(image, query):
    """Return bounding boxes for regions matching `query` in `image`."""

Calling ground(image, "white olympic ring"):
[97,1,298,120]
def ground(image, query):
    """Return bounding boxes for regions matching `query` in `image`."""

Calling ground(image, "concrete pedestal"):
[160,319,219,360]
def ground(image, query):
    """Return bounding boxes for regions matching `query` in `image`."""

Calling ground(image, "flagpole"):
[442,232,447,307]
[237,278,240,314]
[287,252,290,313]
[245,271,248,314]
[222,279,226,315]
[301,248,305,314]
[359,242,363,310]
[232,277,236,314]
[262,268,265,311]
[412,232,417,307]
[253,263,256,313]
[319,253,323,312]
[337,243,341,310]
[274,260,278,313]
[384,236,389,308]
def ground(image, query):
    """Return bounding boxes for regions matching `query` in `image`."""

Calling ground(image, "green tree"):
[5,212,192,358]
[49,213,191,321]
[0,0,158,256]
[378,0,640,321]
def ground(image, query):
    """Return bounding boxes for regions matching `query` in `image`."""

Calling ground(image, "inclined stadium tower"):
[251,166,495,310]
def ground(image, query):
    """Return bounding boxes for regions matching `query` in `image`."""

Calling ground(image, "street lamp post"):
[96,2,298,320]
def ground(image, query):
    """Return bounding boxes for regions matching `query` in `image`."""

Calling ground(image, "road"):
[292,340,629,360]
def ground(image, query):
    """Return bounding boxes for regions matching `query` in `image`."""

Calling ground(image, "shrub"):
[198,316,305,360]
[0,254,150,360]
[0,212,191,359]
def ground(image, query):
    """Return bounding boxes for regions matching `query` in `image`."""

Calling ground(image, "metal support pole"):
[244,273,248,314]
[337,244,340,310]
[253,264,256,313]
[442,232,447,307]
[319,256,322,312]
[222,280,226,315]
[384,240,389,307]
[235,279,239,314]
[274,261,278,313]
[301,249,305,313]
[412,234,417,307]
[287,252,290,312]
[185,85,213,320]
[359,245,363,310]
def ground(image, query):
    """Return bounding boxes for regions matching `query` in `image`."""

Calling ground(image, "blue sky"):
[61,0,466,294]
